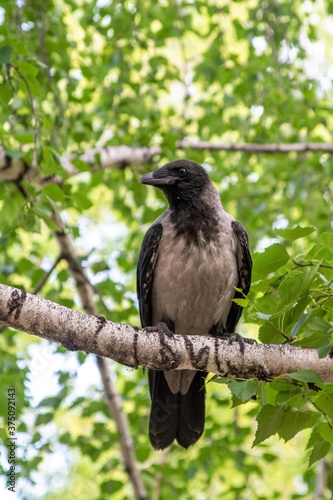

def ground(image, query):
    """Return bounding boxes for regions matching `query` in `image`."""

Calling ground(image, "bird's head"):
[140,160,211,207]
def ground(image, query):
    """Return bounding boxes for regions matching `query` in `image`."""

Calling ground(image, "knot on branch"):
[61,330,80,351]
[4,289,27,321]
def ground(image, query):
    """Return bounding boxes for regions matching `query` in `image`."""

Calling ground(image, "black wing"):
[225,220,252,333]
[137,223,163,327]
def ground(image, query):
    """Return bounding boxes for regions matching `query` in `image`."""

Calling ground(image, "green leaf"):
[317,345,333,358]
[289,370,323,383]
[314,392,333,419]
[0,45,13,64]
[294,317,333,348]
[42,184,65,203]
[70,157,90,172]
[294,334,333,349]
[278,267,318,305]
[306,243,333,262]
[100,480,123,494]
[77,351,88,364]
[320,232,333,248]
[303,317,332,336]
[277,410,312,442]
[316,422,333,444]
[253,404,286,446]
[40,147,64,175]
[211,376,232,385]
[0,83,12,104]
[309,440,331,467]
[73,191,93,210]
[317,422,333,444]
[35,412,54,425]
[274,225,315,241]
[232,298,249,307]
[228,379,258,402]
[3,148,23,159]
[14,132,34,144]
[253,244,290,276]
[278,266,318,305]
[59,432,72,445]
[37,396,61,408]
[258,321,285,344]
[16,60,39,77]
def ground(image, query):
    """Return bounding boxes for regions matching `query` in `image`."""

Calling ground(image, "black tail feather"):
[149,370,179,450]
[148,370,206,450]
[177,371,207,448]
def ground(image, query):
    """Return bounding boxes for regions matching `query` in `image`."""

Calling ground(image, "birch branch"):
[1,283,332,382]
[96,356,147,500]
[0,145,161,183]
[177,140,333,153]
[1,140,333,184]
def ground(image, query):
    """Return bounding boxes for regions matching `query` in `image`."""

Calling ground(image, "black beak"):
[140,171,175,187]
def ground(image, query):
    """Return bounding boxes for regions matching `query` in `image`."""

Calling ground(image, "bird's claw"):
[224,332,256,355]
[143,322,174,339]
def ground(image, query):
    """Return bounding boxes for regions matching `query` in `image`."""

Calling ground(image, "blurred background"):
[0,0,332,498]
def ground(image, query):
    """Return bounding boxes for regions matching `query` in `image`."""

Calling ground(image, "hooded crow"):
[137,159,252,450]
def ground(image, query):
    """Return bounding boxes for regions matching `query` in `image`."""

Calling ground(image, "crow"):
[137,159,252,450]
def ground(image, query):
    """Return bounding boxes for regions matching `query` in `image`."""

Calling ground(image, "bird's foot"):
[223,332,256,355]
[143,322,174,339]
[144,322,177,369]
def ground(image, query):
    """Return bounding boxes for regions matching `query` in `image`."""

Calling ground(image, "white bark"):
[0,145,161,183]
[1,283,332,382]
[96,356,147,500]
[177,140,333,153]
[2,141,333,184]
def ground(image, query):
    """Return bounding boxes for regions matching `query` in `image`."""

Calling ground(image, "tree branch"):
[33,254,63,294]
[151,449,170,500]
[0,145,161,183]
[177,140,333,153]
[1,283,332,382]
[96,357,147,500]
[1,140,333,184]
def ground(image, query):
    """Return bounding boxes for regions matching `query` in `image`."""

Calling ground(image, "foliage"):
[0,0,333,498]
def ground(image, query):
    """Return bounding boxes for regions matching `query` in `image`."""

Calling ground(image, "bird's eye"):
[178,167,187,177]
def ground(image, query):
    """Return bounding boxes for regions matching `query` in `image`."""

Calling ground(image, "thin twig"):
[97,357,147,500]
[307,397,333,430]
[313,294,333,308]
[33,255,63,294]
[293,260,333,270]
[239,290,290,341]
[151,448,170,500]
